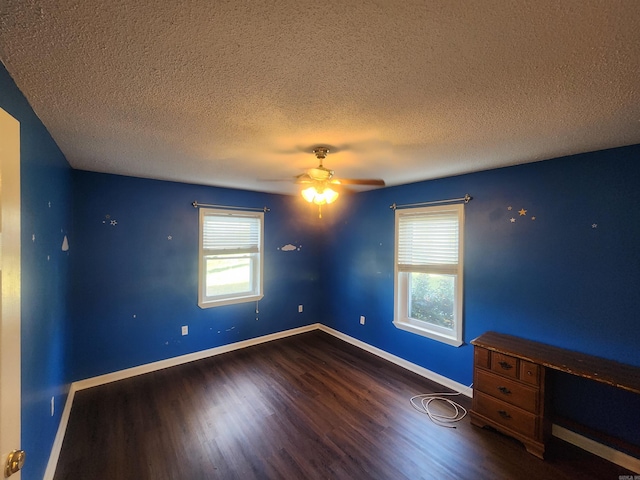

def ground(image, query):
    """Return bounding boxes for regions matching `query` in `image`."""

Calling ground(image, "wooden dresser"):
[469,331,640,460]
[470,335,549,457]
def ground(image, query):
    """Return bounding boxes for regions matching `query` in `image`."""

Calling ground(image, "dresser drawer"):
[491,352,519,378]
[475,369,539,413]
[474,391,537,438]
[475,347,490,369]
[520,360,540,386]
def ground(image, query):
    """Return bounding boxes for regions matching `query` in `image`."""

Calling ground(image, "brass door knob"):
[5,450,26,477]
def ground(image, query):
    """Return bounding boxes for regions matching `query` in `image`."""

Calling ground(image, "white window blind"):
[202,214,261,254]
[397,209,460,272]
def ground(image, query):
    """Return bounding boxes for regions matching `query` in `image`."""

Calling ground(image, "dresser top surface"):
[471,331,640,395]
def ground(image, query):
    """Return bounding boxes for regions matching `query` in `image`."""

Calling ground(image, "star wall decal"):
[506,203,539,225]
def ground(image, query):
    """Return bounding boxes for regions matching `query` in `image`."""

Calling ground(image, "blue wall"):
[69,171,325,380]
[0,63,73,480]
[322,146,640,448]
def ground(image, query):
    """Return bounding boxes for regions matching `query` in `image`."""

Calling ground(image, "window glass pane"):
[408,273,455,330]
[205,254,251,296]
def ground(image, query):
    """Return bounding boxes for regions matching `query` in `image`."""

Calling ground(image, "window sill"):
[199,293,263,309]
[392,320,463,347]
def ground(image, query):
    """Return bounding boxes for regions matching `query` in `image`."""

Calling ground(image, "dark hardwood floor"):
[54,331,634,479]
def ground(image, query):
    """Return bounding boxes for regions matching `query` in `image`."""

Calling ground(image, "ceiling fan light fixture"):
[301,185,339,205]
[301,186,317,203]
[322,187,339,204]
[296,146,382,217]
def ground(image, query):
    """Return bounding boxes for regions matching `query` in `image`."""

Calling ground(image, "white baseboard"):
[318,325,474,397]
[44,323,639,477]
[552,424,640,474]
[43,383,77,480]
[73,323,320,391]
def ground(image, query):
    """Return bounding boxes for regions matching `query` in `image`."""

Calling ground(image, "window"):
[198,208,264,308]
[393,204,464,346]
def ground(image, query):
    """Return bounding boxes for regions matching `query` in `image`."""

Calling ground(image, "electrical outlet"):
[298,304,303,313]
[360,316,365,325]
[51,396,55,416]
[181,325,188,336]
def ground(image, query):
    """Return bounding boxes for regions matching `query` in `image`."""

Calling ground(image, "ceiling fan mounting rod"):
[312,147,330,163]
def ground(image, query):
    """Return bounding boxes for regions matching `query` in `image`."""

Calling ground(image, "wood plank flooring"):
[54,331,634,479]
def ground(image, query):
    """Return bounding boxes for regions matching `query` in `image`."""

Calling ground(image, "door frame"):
[0,106,22,478]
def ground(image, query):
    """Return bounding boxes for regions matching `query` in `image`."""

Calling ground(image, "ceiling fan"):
[296,147,385,217]
[297,147,385,186]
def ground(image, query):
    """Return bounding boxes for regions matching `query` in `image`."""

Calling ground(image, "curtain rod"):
[390,194,472,210]
[192,201,270,213]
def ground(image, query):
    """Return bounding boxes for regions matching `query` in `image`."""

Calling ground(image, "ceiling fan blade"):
[294,173,313,184]
[334,178,386,186]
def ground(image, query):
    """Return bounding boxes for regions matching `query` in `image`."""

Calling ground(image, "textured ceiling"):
[1,0,639,195]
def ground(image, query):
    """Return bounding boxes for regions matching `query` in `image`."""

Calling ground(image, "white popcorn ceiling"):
[1,0,639,195]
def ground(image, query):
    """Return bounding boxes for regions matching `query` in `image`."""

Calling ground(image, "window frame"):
[393,203,464,347]
[198,208,264,309]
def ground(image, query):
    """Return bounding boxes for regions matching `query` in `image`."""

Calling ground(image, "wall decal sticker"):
[592,223,598,228]
[167,235,172,240]
[506,204,538,224]
[102,214,118,225]
[32,234,36,242]
[61,235,69,251]
[279,243,300,251]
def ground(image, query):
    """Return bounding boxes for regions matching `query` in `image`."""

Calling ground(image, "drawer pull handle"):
[499,361,513,370]
[497,386,511,395]
[498,410,512,419]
